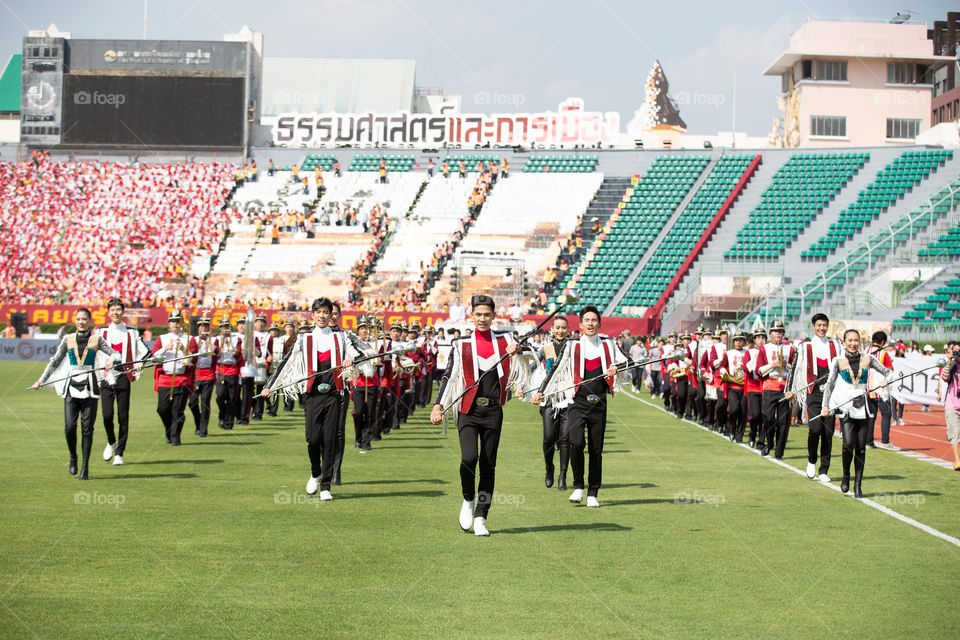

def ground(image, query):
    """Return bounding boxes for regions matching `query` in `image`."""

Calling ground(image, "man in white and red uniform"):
[696,330,716,430]
[188,314,216,437]
[756,319,796,459]
[660,332,677,413]
[432,294,523,536]
[152,309,198,446]
[263,298,360,501]
[98,297,150,465]
[710,329,729,435]
[263,321,285,417]
[788,312,841,481]
[351,316,380,450]
[214,317,243,430]
[720,331,747,443]
[742,327,766,448]
[251,313,270,421]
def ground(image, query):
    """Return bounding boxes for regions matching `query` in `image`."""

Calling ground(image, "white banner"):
[890,355,945,406]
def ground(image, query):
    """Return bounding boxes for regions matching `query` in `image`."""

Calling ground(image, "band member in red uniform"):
[661,332,677,412]
[756,319,795,458]
[97,297,150,465]
[710,329,729,435]
[214,317,243,430]
[742,327,766,448]
[263,320,285,417]
[788,313,842,482]
[263,298,360,501]
[535,306,627,508]
[31,308,120,480]
[188,314,216,437]
[152,310,198,446]
[719,331,747,443]
[432,294,526,536]
[251,313,270,421]
[347,316,379,450]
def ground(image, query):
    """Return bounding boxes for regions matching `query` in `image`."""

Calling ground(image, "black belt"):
[475,397,499,407]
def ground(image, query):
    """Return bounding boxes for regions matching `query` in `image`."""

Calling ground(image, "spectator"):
[940,346,960,470]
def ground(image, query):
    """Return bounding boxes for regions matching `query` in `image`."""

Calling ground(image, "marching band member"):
[661,332,677,412]
[97,297,150,465]
[330,302,354,484]
[866,331,895,449]
[235,317,256,425]
[152,310,198,446]
[214,317,243,430]
[31,307,120,480]
[279,319,299,412]
[535,315,571,490]
[668,332,693,420]
[720,331,747,443]
[346,316,380,451]
[756,319,795,458]
[742,327,766,448]
[697,329,716,430]
[711,329,729,435]
[251,313,271,421]
[263,321,286,417]
[788,313,842,482]
[689,325,704,423]
[535,306,627,508]
[188,314,216,437]
[821,329,892,498]
[432,294,527,536]
[263,298,361,501]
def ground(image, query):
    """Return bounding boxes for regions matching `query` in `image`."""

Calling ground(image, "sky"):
[0,0,955,137]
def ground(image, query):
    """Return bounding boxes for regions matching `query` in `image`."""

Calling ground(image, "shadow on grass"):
[133,459,225,465]
[867,489,942,498]
[179,441,264,446]
[371,445,443,450]
[334,489,447,500]
[864,475,906,481]
[602,482,656,489]
[601,497,694,507]
[346,478,450,485]
[97,472,198,480]
[495,522,632,534]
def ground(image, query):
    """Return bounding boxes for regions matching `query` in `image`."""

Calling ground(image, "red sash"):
[459,335,511,414]
[805,341,837,384]
[573,341,615,394]
[305,333,343,393]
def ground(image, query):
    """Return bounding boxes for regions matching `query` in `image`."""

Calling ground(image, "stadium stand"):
[802,149,953,260]
[0,152,235,305]
[522,154,598,172]
[724,152,867,260]
[562,155,711,310]
[348,154,416,172]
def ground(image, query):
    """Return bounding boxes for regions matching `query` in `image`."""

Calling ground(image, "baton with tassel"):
[29,351,212,390]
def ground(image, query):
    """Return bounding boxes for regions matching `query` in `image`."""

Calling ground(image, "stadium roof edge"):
[0,53,21,113]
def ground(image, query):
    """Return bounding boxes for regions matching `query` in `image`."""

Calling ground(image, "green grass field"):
[1,360,958,639]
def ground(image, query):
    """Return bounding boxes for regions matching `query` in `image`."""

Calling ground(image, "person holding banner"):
[31,308,120,480]
[941,346,960,470]
[821,329,892,498]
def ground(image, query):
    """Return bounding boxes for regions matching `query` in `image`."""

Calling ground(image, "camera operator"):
[941,344,960,471]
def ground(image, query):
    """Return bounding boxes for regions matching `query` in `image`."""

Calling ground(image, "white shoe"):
[306,476,320,495]
[569,489,584,503]
[103,443,114,461]
[818,473,831,484]
[473,517,489,536]
[112,455,123,466]
[586,496,600,508]
[805,462,816,479]
[459,500,474,531]
[897,419,906,426]
[877,442,894,450]
[319,490,333,501]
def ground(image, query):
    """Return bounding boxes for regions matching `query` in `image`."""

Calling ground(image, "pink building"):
[765,19,954,147]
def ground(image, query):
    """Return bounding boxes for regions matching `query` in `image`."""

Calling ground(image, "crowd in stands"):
[346,205,393,304]
[0,151,236,306]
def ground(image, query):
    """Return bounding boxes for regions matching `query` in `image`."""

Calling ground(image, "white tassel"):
[544,342,575,414]
[506,352,532,398]
[274,338,307,403]
[437,344,465,415]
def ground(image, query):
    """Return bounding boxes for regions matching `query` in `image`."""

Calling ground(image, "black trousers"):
[284,395,295,412]
[747,391,763,443]
[704,398,717,428]
[662,375,672,410]
[541,405,570,480]
[840,417,869,484]
[304,390,340,490]
[188,379,214,435]
[65,396,97,469]
[352,385,378,445]
[761,389,790,456]
[693,382,704,420]
[101,376,130,455]
[724,388,746,441]
[867,397,891,445]
[674,379,688,418]
[397,379,410,423]
[457,405,503,519]
[157,386,189,443]
[568,396,607,497]
[806,391,835,474]
[216,374,240,428]
[239,377,254,422]
[252,382,266,419]
[715,391,728,434]
[332,390,348,479]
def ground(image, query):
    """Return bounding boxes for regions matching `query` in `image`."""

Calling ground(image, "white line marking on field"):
[621,390,960,549]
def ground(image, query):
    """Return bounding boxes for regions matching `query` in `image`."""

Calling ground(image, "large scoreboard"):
[20,38,260,150]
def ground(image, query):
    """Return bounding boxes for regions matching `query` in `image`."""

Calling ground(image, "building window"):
[886,118,921,139]
[811,115,847,137]
[816,60,847,81]
[887,63,929,84]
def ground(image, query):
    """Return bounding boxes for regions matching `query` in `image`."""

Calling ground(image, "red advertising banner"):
[1,304,648,335]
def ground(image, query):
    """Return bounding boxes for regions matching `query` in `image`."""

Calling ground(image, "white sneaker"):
[569,489,584,503]
[459,500,474,531]
[103,443,114,461]
[897,419,905,426]
[586,496,600,508]
[877,442,894,450]
[805,462,816,479]
[319,490,333,501]
[473,517,489,536]
[818,473,831,484]
[306,476,320,495]
[112,455,123,466]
